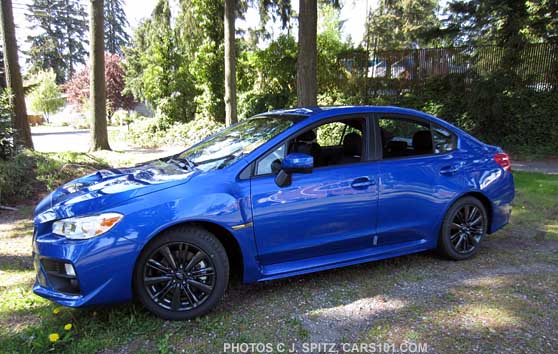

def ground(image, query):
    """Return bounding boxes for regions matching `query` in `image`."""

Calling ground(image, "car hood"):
[34,160,197,223]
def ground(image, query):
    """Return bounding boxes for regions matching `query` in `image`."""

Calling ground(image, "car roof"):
[262,105,426,118]
[259,105,455,131]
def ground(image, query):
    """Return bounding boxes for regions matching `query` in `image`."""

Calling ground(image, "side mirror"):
[275,153,313,187]
[282,153,314,173]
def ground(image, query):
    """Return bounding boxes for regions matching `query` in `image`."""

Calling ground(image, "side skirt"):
[257,239,433,282]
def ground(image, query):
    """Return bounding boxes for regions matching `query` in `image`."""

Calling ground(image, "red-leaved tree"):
[65,53,134,114]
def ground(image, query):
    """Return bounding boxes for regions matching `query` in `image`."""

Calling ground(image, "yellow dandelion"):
[49,333,60,343]
[64,323,72,331]
[52,307,61,315]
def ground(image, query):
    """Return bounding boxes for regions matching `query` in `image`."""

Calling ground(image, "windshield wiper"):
[166,157,195,170]
[192,153,238,167]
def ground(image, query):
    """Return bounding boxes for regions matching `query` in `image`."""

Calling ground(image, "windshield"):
[175,115,303,171]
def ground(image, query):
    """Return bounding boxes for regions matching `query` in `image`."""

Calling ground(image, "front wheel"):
[134,226,229,320]
[438,197,488,260]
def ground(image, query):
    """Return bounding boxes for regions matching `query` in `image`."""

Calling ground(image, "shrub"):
[0,151,36,204]
[125,115,224,148]
[360,74,558,155]
[0,89,16,160]
[0,150,108,206]
[111,110,142,126]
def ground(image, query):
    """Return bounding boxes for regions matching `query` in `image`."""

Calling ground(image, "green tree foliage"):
[525,0,558,42]
[187,0,225,121]
[317,4,350,94]
[104,0,130,55]
[25,0,88,83]
[238,34,297,118]
[443,0,522,47]
[441,0,558,84]
[442,0,557,46]
[125,0,297,124]
[124,0,197,123]
[237,6,350,118]
[27,69,64,123]
[0,89,15,160]
[366,0,440,50]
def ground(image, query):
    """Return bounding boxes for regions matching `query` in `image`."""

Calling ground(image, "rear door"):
[374,113,465,247]
[249,115,380,271]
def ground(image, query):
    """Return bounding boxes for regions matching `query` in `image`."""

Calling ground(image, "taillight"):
[494,152,511,171]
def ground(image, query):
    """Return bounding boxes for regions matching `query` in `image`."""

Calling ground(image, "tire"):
[134,226,229,320]
[437,196,488,260]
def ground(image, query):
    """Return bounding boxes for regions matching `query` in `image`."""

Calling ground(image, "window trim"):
[249,114,374,179]
[373,113,458,161]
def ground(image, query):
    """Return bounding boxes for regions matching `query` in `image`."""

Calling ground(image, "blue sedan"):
[32,106,514,319]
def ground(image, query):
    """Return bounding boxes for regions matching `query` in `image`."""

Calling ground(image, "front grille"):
[40,258,80,294]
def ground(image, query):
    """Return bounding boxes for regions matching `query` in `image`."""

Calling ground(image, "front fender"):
[111,177,261,285]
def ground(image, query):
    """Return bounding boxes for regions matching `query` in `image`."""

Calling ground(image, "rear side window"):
[432,126,457,154]
[379,117,432,158]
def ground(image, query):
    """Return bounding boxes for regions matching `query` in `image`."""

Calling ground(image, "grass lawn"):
[0,167,557,353]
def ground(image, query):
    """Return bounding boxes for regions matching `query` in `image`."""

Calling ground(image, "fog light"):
[64,263,76,276]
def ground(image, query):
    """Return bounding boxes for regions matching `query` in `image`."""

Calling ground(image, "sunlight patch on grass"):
[458,303,520,329]
[0,269,34,290]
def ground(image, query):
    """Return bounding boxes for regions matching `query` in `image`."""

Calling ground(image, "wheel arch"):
[448,191,494,234]
[133,220,245,290]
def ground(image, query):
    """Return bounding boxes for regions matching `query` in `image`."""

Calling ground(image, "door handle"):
[440,165,460,176]
[351,177,375,189]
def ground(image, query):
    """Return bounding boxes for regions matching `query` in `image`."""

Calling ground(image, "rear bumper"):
[487,170,514,234]
[489,201,512,234]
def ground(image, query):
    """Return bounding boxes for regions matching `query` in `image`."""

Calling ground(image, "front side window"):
[254,117,366,175]
[256,143,286,175]
[177,116,301,171]
[379,117,432,158]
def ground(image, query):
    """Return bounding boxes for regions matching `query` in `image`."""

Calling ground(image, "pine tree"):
[25,0,88,83]
[104,0,130,55]
[366,0,440,50]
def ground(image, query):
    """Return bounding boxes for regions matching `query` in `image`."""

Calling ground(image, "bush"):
[0,151,36,204]
[111,110,142,126]
[0,89,16,160]
[360,74,558,155]
[125,115,224,148]
[0,150,108,206]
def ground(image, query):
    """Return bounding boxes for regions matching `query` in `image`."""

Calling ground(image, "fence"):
[339,43,558,96]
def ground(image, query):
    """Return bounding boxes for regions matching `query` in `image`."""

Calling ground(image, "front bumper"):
[32,225,138,307]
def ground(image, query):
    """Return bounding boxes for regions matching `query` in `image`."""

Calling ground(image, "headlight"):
[52,213,123,240]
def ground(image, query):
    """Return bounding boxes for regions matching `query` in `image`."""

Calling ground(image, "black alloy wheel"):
[449,204,485,254]
[438,196,487,260]
[134,226,229,320]
[143,242,215,311]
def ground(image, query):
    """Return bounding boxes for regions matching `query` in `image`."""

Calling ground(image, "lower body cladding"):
[32,231,138,307]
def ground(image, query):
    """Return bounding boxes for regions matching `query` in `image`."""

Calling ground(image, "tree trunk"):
[296,0,318,107]
[224,0,237,126]
[0,0,34,149]
[89,0,110,150]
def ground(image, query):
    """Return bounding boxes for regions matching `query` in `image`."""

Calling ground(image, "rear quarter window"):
[432,126,458,154]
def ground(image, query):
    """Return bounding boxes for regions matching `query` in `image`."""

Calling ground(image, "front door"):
[249,116,379,271]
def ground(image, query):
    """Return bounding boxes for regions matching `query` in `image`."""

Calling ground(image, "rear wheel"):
[438,197,487,260]
[134,226,229,320]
